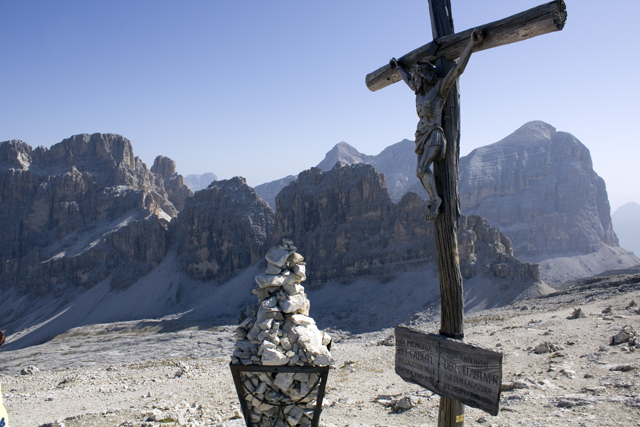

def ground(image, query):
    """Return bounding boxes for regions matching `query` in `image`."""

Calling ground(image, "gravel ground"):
[2,273,640,427]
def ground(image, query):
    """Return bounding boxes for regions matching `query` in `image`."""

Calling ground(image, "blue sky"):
[1,0,638,211]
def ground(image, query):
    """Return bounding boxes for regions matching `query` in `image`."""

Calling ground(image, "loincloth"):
[414,126,445,155]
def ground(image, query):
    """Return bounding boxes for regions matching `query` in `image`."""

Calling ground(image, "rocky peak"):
[183,173,218,192]
[316,142,373,172]
[209,175,247,190]
[0,134,179,297]
[151,155,177,177]
[509,120,556,143]
[42,133,137,173]
[273,163,540,298]
[171,176,275,282]
[151,155,192,211]
[460,121,618,258]
[0,139,34,169]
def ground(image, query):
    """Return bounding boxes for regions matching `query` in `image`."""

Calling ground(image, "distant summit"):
[612,202,640,256]
[315,141,373,171]
[255,139,417,210]
[459,120,639,284]
[184,172,218,191]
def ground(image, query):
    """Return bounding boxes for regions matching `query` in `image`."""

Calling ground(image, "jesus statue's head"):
[411,62,438,93]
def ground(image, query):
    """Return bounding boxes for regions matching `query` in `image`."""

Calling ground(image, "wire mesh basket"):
[230,364,330,427]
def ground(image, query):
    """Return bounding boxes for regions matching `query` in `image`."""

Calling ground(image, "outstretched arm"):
[390,58,416,92]
[440,29,483,98]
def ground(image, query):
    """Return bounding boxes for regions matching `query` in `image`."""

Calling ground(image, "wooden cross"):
[366,1,566,426]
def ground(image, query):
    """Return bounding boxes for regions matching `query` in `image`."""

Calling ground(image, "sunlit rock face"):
[0,134,186,296]
[459,121,618,258]
[171,176,275,282]
[151,155,193,211]
[272,163,539,286]
[255,139,417,211]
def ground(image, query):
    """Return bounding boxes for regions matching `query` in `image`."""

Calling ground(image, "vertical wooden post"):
[428,0,465,425]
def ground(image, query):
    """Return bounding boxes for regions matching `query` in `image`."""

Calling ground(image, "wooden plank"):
[395,326,503,416]
[365,0,567,92]
[428,0,466,424]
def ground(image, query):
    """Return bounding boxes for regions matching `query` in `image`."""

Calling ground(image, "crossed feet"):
[425,197,441,221]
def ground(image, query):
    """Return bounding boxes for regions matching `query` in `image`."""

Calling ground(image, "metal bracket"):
[230,364,331,427]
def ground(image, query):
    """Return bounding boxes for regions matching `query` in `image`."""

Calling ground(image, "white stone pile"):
[231,239,334,427]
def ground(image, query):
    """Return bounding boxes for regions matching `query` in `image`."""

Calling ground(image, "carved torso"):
[415,80,446,133]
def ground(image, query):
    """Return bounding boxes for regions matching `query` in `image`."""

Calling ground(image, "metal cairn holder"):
[230,364,330,427]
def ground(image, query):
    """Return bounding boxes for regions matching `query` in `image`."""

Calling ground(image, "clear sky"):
[1,0,638,211]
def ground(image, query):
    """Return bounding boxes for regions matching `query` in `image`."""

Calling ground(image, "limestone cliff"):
[254,175,298,213]
[151,155,193,211]
[460,121,616,256]
[0,134,189,296]
[255,140,419,210]
[272,163,540,294]
[459,121,639,283]
[170,177,275,282]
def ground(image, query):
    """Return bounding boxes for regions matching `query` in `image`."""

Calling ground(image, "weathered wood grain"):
[429,0,466,424]
[395,326,503,416]
[366,0,567,92]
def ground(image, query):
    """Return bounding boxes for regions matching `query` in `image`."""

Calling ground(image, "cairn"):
[231,239,334,427]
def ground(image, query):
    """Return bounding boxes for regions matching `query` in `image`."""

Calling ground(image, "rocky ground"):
[2,272,640,427]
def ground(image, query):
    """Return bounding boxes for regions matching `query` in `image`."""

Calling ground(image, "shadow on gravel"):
[2,314,236,352]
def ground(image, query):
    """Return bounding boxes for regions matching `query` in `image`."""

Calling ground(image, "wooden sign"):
[395,326,503,416]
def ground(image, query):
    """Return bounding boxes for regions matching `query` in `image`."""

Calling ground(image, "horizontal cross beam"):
[365,0,567,92]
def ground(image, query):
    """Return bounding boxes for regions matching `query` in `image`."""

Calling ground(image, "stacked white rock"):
[231,239,334,427]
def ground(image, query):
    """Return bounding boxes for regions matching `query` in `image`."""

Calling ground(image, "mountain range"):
[183,172,218,192]
[1,121,638,351]
[257,121,638,284]
[254,139,418,210]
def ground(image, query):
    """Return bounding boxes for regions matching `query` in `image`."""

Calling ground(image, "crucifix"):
[366,1,566,426]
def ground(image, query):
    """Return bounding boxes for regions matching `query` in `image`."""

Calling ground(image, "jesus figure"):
[390,28,483,220]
